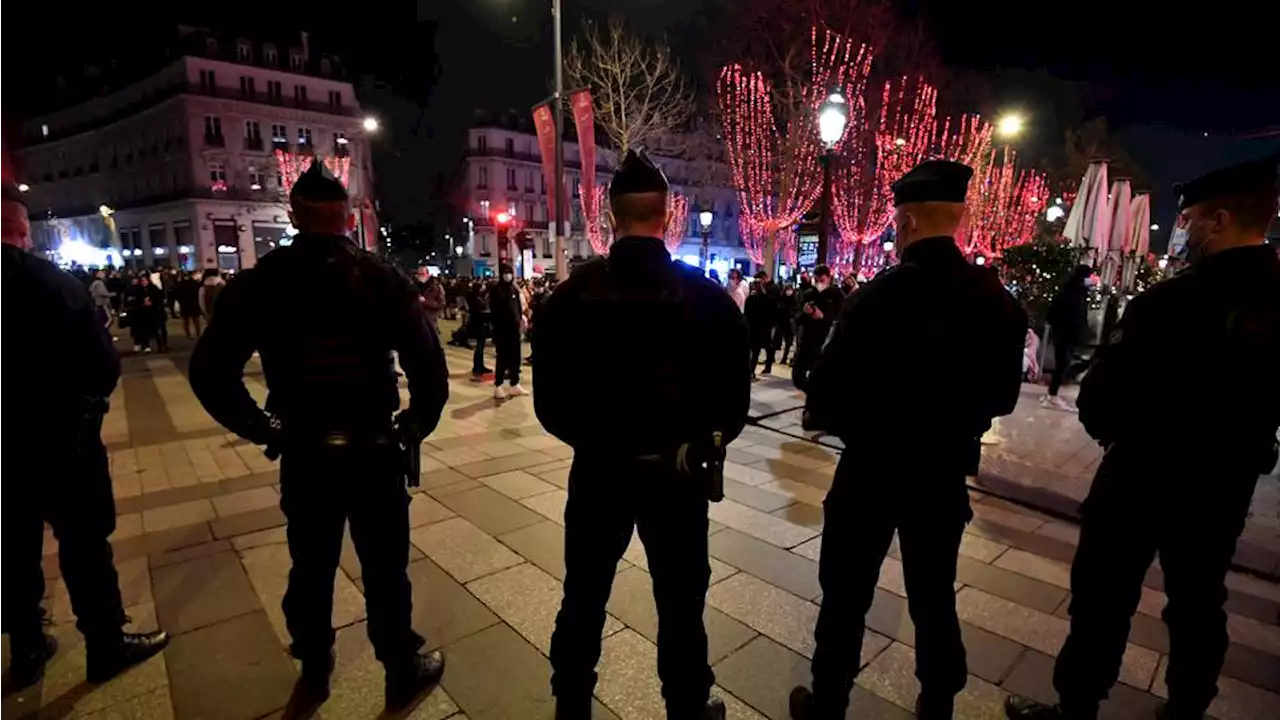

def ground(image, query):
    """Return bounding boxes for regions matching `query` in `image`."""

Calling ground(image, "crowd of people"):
[68,265,228,352]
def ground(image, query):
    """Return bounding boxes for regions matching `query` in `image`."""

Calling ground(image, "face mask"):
[815,281,829,292]
[501,273,514,282]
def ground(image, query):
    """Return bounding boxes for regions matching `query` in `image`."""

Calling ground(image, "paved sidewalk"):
[3,327,1278,719]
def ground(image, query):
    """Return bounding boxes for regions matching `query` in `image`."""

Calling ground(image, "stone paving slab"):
[14,351,1278,719]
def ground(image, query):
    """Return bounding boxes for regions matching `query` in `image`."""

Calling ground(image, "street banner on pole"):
[532,103,563,230]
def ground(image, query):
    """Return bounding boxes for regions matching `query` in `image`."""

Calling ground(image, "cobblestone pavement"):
[4,319,1279,719]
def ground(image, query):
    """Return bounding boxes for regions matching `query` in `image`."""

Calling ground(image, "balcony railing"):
[466,146,611,175]
[204,133,226,148]
[244,137,264,151]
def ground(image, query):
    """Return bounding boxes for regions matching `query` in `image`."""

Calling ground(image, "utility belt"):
[266,425,421,488]
[623,431,727,502]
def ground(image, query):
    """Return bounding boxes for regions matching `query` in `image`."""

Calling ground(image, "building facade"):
[14,28,374,272]
[459,113,748,276]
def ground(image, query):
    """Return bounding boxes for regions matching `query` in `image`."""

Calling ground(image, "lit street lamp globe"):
[818,91,848,149]
[699,211,714,230]
[362,117,380,132]
[996,114,1024,139]
[882,240,895,253]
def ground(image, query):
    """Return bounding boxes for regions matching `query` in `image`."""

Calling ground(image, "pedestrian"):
[187,161,449,710]
[726,267,749,312]
[199,268,226,321]
[791,160,1027,720]
[419,273,446,333]
[129,274,165,352]
[790,265,843,391]
[774,283,798,364]
[162,267,179,318]
[466,280,493,380]
[88,268,114,329]
[1,182,168,689]
[1041,264,1095,412]
[533,149,752,720]
[745,274,777,379]
[1005,155,1280,720]
[179,271,204,339]
[488,264,527,399]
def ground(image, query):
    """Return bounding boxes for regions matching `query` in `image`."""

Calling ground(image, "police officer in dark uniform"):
[1006,156,1280,720]
[2,183,169,688]
[533,149,752,720]
[791,160,1027,719]
[188,161,449,709]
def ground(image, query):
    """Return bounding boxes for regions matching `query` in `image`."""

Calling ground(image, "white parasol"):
[1102,178,1131,285]
[1121,193,1152,291]
[1062,160,1111,261]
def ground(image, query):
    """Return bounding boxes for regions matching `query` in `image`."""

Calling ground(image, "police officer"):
[1005,156,1280,720]
[188,161,449,709]
[791,161,1027,719]
[534,149,752,720]
[2,183,168,688]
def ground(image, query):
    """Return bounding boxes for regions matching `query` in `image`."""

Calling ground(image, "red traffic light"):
[496,212,511,225]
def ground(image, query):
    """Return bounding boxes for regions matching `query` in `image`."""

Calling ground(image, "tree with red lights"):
[960,146,1049,259]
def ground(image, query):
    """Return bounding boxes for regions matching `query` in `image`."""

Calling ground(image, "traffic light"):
[496,212,513,264]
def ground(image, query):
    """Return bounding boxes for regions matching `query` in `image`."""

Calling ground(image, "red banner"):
[569,89,596,219]
[531,103,562,229]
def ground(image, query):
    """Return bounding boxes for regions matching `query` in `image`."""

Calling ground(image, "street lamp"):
[17,182,30,193]
[698,209,714,272]
[1150,223,1160,231]
[996,113,1024,139]
[362,116,380,132]
[974,255,987,266]
[816,90,848,267]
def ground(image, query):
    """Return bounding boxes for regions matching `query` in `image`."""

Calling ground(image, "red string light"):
[275,151,351,194]
[583,185,610,255]
[717,27,873,264]
[959,145,1048,258]
[664,193,689,253]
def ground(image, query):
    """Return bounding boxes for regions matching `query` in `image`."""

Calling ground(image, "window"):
[504,138,514,156]
[477,135,487,153]
[526,171,535,192]
[297,127,313,146]
[204,115,222,138]
[573,178,581,197]
[245,120,261,141]
[267,80,283,102]
[264,44,278,66]
[506,168,517,190]
[205,37,219,55]
[199,69,216,91]
[320,58,332,75]
[525,203,534,223]
[541,175,546,194]
[507,201,518,217]
[327,90,342,109]
[248,168,265,190]
[290,49,305,72]
[479,200,491,218]
[294,84,308,106]
[208,161,227,184]
[271,123,288,142]
[236,42,253,63]
[333,131,349,155]
[477,167,488,189]
[239,76,256,99]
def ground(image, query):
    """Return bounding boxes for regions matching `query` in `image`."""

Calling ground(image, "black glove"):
[394,409,431,444]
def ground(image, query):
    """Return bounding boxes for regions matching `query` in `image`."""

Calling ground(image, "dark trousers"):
[1048,338,1082,395]
[792,338,821,391]
[154,312,169,350]
[182,313,203,339]
[471,334,488,374]
[550,456,713,716]
[493,331,521,386]
[279,442,422,664]
[773,322,794,363]
[1053,454,1254,715]
[3,437,126,648]
[810,469,969,716]
[751,336,774,375]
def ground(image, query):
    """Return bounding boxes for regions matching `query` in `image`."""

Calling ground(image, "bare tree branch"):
[564,19,695,163]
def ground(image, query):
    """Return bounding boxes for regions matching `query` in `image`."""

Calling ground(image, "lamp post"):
[551,0,568,279]
[816,90,848,267]
[698,209,714,272]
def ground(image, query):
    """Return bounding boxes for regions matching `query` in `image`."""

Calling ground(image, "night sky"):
[6,1,1277,244]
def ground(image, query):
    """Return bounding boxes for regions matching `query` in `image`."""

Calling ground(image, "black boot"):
[86,631,169,683]
[915,692,954,719]
[1154,701,1207,720]
[703,695,726,719]
[554,695,592,720]
[9,634,58,690]
[300,650,336,698]
[1004,695,1097,720]
[385,649,445,710]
